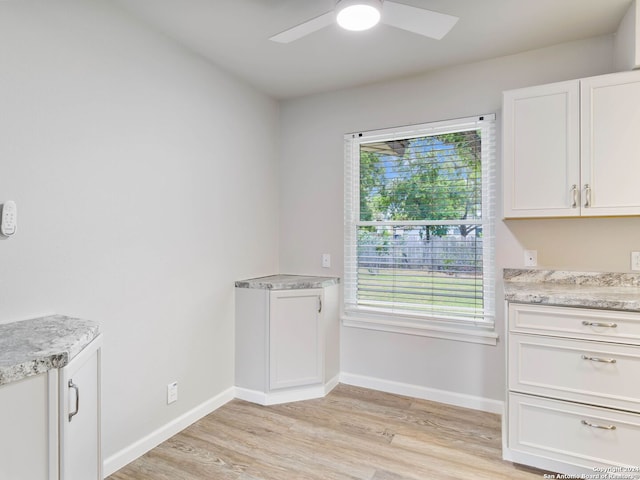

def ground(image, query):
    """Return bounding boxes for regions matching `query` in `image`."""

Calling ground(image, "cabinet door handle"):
[570,184,578,208]
[581,354,616,364]
[68,380,80,422]
[582,320,617,328]
[581,420,616,430]
[318,297,322,313]
[583,184,591,208]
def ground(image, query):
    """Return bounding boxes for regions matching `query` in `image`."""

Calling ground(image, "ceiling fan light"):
[336,0,382,32]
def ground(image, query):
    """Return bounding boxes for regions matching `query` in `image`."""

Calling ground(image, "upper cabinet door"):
[503,81,581,218]
[580,70,640,216]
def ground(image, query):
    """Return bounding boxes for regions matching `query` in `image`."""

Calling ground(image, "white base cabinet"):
[235,279,339,405]
[505,304,640,477]
[59,335,102,480]
[0,335,102,480]
[0,373,53,480]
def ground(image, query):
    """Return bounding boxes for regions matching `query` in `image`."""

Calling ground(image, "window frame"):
[342,115,497,345]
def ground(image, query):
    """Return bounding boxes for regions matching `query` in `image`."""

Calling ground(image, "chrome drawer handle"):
[581,354,617,364]
[582,321,617,328]
[581,420,616,430]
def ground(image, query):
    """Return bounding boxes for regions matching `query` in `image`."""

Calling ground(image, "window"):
[343,115,496,344]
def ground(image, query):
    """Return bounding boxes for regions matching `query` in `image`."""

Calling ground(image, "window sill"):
[341,313,499,345]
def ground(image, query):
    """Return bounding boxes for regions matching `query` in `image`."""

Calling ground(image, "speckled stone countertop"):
[0,315,100,386]
[504,269,640,311]
[235,274,340,290]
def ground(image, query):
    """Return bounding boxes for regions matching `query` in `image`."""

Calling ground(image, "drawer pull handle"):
[584,184,591,208]
[68,380,80,422]
[581,354,617,364]
[582,321,617,328]
[581,420,616,430]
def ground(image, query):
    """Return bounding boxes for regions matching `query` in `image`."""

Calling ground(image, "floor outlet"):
[167,381,178,404]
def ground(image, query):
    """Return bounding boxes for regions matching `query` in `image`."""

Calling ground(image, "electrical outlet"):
[524,250,538,267]
[167,381,178,404]
[631,252,640,271]
[321,253,331,268]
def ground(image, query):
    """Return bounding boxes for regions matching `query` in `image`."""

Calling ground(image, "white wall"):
[0,0,279,471]
[615,0,640,70]
[278,35,637,404]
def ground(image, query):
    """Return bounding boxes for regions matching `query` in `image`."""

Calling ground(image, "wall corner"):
[614,0,640,71]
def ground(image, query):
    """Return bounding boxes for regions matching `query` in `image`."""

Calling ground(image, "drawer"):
[509,393,640,473]
[509,333,640,413]
[509,303,640,345]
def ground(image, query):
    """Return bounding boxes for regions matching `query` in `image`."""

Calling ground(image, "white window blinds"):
[344,115,495,330]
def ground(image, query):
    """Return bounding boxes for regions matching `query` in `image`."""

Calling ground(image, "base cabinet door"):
[0,373,55,480]
[59,336,102,480]
[269,289,323,390]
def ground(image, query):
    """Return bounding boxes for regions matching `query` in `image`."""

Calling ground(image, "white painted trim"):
[102,386,235,478]
[234,387,270,405]
[47,369,59,480]
[235,375,340,406]
[342,315,499,345]
[502,448,595,478]
[340,372,504,415]
[324,373,340,394]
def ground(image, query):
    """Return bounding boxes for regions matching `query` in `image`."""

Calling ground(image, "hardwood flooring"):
[108,384,546,480]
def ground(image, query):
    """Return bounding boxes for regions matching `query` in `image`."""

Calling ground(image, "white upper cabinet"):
[503,70,640,218]
[581,71,640,216]
[503,80,580,218]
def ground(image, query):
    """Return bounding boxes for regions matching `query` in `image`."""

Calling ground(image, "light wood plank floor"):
[108,384,547,480]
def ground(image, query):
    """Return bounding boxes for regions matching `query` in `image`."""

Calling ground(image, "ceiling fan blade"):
[270,11,334,43]
[382,1,458,40]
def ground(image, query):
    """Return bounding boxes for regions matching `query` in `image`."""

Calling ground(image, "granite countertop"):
[504,269,640,311]
[235,274,340,290]
[0,315,100,386]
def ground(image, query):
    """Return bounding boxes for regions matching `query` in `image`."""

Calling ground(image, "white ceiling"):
[115,0,633,99]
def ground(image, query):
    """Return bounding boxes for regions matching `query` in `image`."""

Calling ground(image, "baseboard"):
[503,448,597,478]
[340,372,504,415]
[235,375,340,406]
[102,386,235,477]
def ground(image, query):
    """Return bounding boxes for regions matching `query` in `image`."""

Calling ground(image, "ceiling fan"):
[269,0,459,44]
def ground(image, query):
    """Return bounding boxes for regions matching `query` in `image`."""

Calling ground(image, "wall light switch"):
[631,252,640,271]
[524,250,538,267]
[167,381,178,404]
[322,253,331,268]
